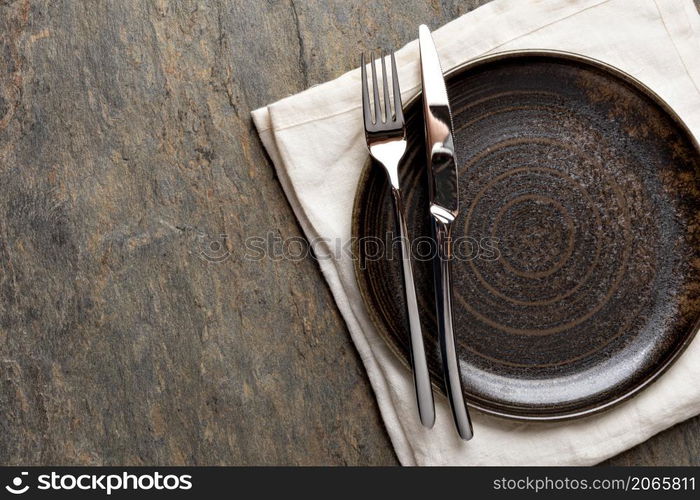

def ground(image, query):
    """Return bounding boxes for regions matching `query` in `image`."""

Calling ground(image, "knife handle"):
[391,186,436,428]
[433,216,474,440]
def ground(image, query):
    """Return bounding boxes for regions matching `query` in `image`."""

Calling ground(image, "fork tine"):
[370,51,381,124]
[391,52,403,123]
[360,53,372,128]
[381,53,391,122]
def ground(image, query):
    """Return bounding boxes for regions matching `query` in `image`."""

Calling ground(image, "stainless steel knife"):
[418,24,474,440]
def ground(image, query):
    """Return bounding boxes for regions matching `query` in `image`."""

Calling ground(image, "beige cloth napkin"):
[252,0,700,465]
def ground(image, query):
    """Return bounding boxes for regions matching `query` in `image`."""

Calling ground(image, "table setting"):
[252,0,700,465]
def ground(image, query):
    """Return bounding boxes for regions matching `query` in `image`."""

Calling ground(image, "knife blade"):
[419,24,474,441]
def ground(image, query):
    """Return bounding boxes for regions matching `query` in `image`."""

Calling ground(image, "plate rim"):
[351,49,700,421]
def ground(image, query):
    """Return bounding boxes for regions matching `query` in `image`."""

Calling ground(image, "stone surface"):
[0,0,698,465]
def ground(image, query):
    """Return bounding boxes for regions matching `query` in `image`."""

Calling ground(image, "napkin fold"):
[252,0,700,465]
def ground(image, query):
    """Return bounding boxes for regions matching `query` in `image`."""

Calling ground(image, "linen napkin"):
[251,0,700,465]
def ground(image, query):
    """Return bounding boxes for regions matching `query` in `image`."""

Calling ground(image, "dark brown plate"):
[352,51,700,421]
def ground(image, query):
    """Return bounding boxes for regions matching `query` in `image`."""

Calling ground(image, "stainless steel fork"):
[361,52,435,428]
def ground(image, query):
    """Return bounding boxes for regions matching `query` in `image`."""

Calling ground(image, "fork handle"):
[391,186,436,428]
[433,216,473,440]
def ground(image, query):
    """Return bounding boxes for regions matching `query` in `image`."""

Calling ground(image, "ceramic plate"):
[352,51,700,420]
